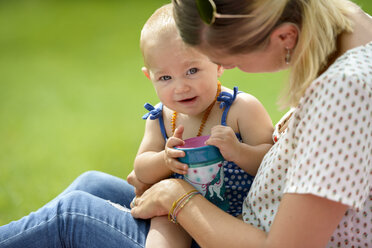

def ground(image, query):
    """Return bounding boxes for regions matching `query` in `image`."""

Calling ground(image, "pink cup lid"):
[176,135,210,149]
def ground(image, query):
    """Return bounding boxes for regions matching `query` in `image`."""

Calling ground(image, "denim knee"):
[75,170,104,184]
[56,190,148,248]
[57,190,92,212]
[70,171,108,193]
[67,171,134,206]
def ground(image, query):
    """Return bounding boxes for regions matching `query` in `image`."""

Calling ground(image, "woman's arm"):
[131,179,348,248]
[182,192,347,248]
[263,193,347,248]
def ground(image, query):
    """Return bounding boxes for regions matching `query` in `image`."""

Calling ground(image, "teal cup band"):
[176,145,223,165]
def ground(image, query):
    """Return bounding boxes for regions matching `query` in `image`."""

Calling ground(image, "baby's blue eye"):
[186,68,198,75]
[159,75,172,81]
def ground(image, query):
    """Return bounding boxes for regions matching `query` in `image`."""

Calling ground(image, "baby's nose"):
[174,82,190,94]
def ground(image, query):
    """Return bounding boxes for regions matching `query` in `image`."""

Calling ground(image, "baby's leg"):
[146,216,192,248]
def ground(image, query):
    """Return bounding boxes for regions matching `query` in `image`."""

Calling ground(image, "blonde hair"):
[140,3,178,67]
[287,0,354,107]
[173,0,354,107]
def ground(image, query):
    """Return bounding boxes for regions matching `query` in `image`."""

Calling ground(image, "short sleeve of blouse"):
[284,72,372,210]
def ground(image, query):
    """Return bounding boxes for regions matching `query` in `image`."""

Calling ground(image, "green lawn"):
[0,0,371,225]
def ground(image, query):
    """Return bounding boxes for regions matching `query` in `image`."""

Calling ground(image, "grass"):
[0,0,371,225]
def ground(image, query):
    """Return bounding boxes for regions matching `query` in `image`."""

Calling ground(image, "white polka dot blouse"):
[243,41,372,247]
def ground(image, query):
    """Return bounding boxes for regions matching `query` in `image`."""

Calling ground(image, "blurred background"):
[0,0,371,225]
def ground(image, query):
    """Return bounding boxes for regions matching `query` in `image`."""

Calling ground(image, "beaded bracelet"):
[168,189,200,224]
[173,191,201,224]
[168,190,197,222]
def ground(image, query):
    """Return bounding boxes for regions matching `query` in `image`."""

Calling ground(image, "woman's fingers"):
[130,196,137,208]
[131,179,196,219]
[130,181,170,219]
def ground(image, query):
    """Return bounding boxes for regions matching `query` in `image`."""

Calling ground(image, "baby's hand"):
[164,126,188,175]
[205,125,240,162]
[126,170,152,196]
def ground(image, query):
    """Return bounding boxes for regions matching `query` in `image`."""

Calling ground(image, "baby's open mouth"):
[179,96,197,103]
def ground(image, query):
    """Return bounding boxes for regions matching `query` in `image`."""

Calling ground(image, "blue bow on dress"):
[217,87,238,126]
[142,103,163,120]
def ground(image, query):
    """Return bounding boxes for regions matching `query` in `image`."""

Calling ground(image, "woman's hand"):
[130,178,195,219]
[164,126,188,175]
[126,170,152,196]
[206,125,241,162]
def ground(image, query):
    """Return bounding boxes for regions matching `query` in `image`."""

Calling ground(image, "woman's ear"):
[141,67,151,80]
[270,23,299,50]
[217,64,224,77]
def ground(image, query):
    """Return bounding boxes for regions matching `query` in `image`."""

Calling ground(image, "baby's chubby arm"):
[134,119,188,184]
[206,93,273,175]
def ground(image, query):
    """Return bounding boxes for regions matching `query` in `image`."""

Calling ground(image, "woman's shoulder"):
[325,41,372,82]
[291,43,372,141]
[300,42,372,108]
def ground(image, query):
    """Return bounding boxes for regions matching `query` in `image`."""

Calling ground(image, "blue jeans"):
[0,171,150,248]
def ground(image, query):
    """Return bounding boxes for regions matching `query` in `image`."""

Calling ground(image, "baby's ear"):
[217,64,224,77]
[141,67,151,80]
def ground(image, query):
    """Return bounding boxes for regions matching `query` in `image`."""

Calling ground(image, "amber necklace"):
[171,81,221,136]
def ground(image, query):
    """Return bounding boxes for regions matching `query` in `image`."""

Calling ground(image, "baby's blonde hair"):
[140,3,178,67]
[173,0,354,107]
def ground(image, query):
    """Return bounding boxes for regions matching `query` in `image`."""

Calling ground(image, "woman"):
[1,0,371,247]
[130,0,372,247]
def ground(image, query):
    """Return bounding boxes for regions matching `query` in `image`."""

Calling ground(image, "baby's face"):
[144,37,222,116]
